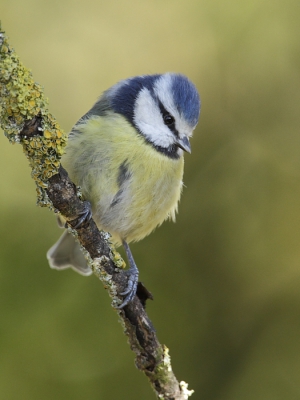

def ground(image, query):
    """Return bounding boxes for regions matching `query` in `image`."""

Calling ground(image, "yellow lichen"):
[110,243,126,269]
[43,130,52,139]
[0,27,68,206]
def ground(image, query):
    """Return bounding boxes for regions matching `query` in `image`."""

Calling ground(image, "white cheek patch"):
[133,88,175,148]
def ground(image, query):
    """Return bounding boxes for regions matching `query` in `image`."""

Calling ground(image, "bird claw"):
[73,201,92,228]
[116,269,139,309]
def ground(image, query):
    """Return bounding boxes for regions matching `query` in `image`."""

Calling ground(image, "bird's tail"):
[47,230,92,276]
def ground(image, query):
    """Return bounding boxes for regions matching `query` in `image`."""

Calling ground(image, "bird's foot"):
[116,240,139,309]
[72,201,92,228]
[116,267,139,309]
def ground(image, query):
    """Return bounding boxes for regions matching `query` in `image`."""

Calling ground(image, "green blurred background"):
[1,1,300,399]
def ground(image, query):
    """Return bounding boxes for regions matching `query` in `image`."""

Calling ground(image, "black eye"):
[163,114,175,126]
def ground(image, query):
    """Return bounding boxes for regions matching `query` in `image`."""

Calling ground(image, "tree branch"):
[0,25,194,400]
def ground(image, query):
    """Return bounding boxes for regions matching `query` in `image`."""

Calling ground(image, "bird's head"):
[107,73,201,159]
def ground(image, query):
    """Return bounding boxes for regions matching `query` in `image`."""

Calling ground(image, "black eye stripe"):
[158,101,173,123]
[157,100,179,137]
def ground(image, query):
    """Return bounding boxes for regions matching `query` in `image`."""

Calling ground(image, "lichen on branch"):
[0,26,67,205]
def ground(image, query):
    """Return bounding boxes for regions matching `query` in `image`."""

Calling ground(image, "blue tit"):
[47,73,200,307]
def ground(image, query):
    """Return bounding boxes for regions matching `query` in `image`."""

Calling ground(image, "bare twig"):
[0,25,194,400]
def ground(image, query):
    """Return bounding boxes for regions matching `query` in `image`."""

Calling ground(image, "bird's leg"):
[116,240,139,308]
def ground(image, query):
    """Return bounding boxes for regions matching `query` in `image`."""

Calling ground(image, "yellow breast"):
[62,113,184,245]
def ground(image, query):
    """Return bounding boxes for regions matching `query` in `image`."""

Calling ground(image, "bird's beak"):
[176,136,191,153]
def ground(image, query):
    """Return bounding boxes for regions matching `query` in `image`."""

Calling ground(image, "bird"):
[47,73,201,308]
